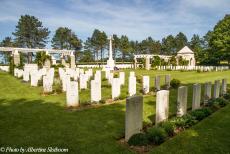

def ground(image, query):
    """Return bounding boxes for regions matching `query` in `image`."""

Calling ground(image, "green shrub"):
[128,133,149,146]
[197,69,201,73]
[189,108,212,121]
[171,115,197,129]
[170,79,181,89]
[114,74,119,78]
[53,79,62,94]
[38,79,43,87]
[215,98,228,107]
[208,98,229,107]
[99,99,106,104]
[160,122,175,136]
[136,76,142,84]
[119,95,126,100]
[223,93,230,100]
[102,78,107,81]
[207,98,216,106]
[146,127,167,145]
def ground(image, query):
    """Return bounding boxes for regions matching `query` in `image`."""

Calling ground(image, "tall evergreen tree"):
[13,15,50,62]
[161,35,176,55]
[52,27,81,50]
[189,34,203,63]
[112,34,120,60]
[139,37,161,54]
[0,37,15,47]
[175,32,188,51]
[119,35,132,62]
[90,29,107,62]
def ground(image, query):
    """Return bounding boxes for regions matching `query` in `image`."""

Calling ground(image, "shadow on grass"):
[0,98,132,154]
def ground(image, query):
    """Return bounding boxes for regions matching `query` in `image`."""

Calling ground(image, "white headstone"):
[66,81,79,107]
[156,90,169,125]
[119,72,125,85]
[43,75,52,93]
[192,83,201,110]
[143,76,149,94]
[91,80,101,102]
[112,78,121,100]
[129,76,136,96]
[177,86,188,117]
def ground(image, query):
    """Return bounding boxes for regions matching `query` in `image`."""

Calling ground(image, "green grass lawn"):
[0,70,230,154]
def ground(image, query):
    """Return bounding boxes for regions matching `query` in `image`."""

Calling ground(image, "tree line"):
[0,14,229,65]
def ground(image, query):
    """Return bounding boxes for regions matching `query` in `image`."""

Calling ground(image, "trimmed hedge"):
[170,79,181,89]
[128,133,149,146]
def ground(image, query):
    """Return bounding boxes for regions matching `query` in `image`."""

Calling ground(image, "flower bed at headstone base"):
[120,92,230,153]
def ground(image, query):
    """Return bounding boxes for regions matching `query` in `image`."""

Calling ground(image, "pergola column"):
[13,50,20,66]
[134,57,137,69]
[70,52,76,69]
[145,57,150,70]
[44,51,51,69]
[61,54,66,66]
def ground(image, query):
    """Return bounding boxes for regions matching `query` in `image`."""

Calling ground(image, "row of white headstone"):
[64,70,134,107]
[157,65,229,71]
[124,78,227,141]
[13,64,54,93]
[0,66,10,72]
[64,69,171,107]
[142,75,171,94]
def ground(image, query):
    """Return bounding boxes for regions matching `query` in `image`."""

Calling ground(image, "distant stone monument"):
[106,35,115,70]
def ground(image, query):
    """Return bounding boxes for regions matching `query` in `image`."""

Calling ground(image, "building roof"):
[177,46,194,54]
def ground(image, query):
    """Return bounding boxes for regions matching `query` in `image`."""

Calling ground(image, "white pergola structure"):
[177,46,196,66]
[134,46,196,70]
[0,47,76,68]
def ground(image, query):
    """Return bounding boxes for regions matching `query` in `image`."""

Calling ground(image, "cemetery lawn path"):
[150,104,230,154]
[0,70,230,154]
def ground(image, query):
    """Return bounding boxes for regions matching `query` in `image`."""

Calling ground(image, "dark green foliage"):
[178,56,189,66]
[146,127,167,145]
[13,15,50,64]
[84,29,107,62]
[215,98,229,107]
[223,93,230,100]
[119,35,133,62]
[16,53,25,69]
[52,27,82,50]
[169,56,177,66]
[9,55,14,75]
[0,37,15,47]
[53,79,62,94]
[171,114,199,129]
[170,79,181,89]
[189,34,203,63]
[35,51,51,68]
[151,56,161,67]
[209,15,230,65]
[99,99,106,104]
[79,50,94,62]
[136,75,142,84]
[208,97,229,107]
[160,122,175,136]
[128,133,149,146]
[189,108,212,121]
[118,95,126,100]
[37,79,43,87]
[114,74,119,78]
[53,64,64,69]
